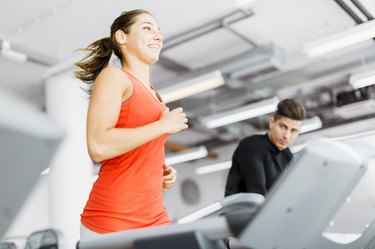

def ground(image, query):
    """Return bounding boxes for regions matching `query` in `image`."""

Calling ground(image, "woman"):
[75,9,188,237]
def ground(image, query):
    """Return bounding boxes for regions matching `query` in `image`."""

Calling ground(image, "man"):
[225,98,305,197]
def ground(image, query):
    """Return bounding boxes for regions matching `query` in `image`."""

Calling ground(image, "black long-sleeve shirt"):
[225,134,293,197]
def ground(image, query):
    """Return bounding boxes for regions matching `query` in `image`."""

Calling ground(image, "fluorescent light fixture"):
[165,145,208,165]
[201,96,280,129]
[334,99,375,119]
[195,160,231,175]
[230,57,281,79]
[300,116,323,134]
[159,70,225,103]
[303,19,375,58]
[349,69,375,89]
[0,40,27,62]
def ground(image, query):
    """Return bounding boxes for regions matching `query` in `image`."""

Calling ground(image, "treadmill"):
[77,138,367,249]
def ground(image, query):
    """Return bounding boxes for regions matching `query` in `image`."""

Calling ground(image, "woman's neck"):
[122,63,150,85]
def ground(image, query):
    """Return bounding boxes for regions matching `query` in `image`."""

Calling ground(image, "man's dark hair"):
[274,99,305,121]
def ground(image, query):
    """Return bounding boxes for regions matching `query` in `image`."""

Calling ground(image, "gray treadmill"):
[302,136,375,249]
[77,138,366,249]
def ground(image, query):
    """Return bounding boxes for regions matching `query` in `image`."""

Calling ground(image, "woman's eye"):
[143,26,151,30]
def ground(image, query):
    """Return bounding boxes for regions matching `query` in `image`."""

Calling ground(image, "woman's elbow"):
[88,142,106,163]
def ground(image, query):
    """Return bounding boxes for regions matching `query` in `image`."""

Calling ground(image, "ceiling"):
[1,0,375,156]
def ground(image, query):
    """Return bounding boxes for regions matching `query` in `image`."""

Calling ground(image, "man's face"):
[268,116,303,150]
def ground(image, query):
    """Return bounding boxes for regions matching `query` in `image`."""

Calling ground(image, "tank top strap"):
[121,69,165,106]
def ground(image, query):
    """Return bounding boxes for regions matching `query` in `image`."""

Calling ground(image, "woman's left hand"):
[163,164,177,189]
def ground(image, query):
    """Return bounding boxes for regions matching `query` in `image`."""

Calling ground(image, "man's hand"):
[163,164,177,189]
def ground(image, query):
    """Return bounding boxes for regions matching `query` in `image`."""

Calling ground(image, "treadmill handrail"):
[177,193,265,224]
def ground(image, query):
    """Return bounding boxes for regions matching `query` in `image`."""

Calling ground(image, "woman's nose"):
[154,32,163,42]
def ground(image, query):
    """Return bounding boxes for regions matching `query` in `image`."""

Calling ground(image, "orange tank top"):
[81,70,170,233]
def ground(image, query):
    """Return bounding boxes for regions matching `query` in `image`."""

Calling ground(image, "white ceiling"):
[1,0,375,148]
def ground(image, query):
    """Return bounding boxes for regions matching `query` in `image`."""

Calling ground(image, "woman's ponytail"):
[74,37,113,95]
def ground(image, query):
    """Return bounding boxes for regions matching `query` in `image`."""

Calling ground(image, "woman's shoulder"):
[97,67,131,87]
[100,66,126,78]
[91,67,132,99]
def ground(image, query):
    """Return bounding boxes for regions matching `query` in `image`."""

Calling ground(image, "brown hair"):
[274,98,305,121]
[74,9,150,94]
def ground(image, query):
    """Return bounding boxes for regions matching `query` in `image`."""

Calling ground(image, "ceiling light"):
[349,69,375,89]
[303,19,375,57]
[165,146,208,165]
[334,99,375,119]
[300,116,323,134]
[230,58,282,79]
[195,161,232,175]
[0,39,27,62]
[201,96,279,129]
[159,70,225,103]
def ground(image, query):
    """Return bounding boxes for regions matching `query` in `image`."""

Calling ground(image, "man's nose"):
[283,129,291,140]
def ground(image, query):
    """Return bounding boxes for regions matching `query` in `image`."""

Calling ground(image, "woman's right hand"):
[160,107,188,134]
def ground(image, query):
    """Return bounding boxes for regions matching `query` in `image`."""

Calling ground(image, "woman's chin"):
[146,55,160,65]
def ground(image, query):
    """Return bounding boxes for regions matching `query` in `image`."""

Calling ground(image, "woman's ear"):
[115,30,127,45]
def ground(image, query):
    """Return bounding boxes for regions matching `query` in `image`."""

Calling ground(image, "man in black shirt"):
[225,98,306,197]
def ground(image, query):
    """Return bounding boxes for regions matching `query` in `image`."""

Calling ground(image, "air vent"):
[336,87,372,106]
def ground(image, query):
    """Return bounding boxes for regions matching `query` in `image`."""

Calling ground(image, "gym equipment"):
[177,192,264,224]
[0,242,17,249]
[0,93,64,239]
[238,139,366,249]
[77,138,367,249]
[24,229,62,249]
